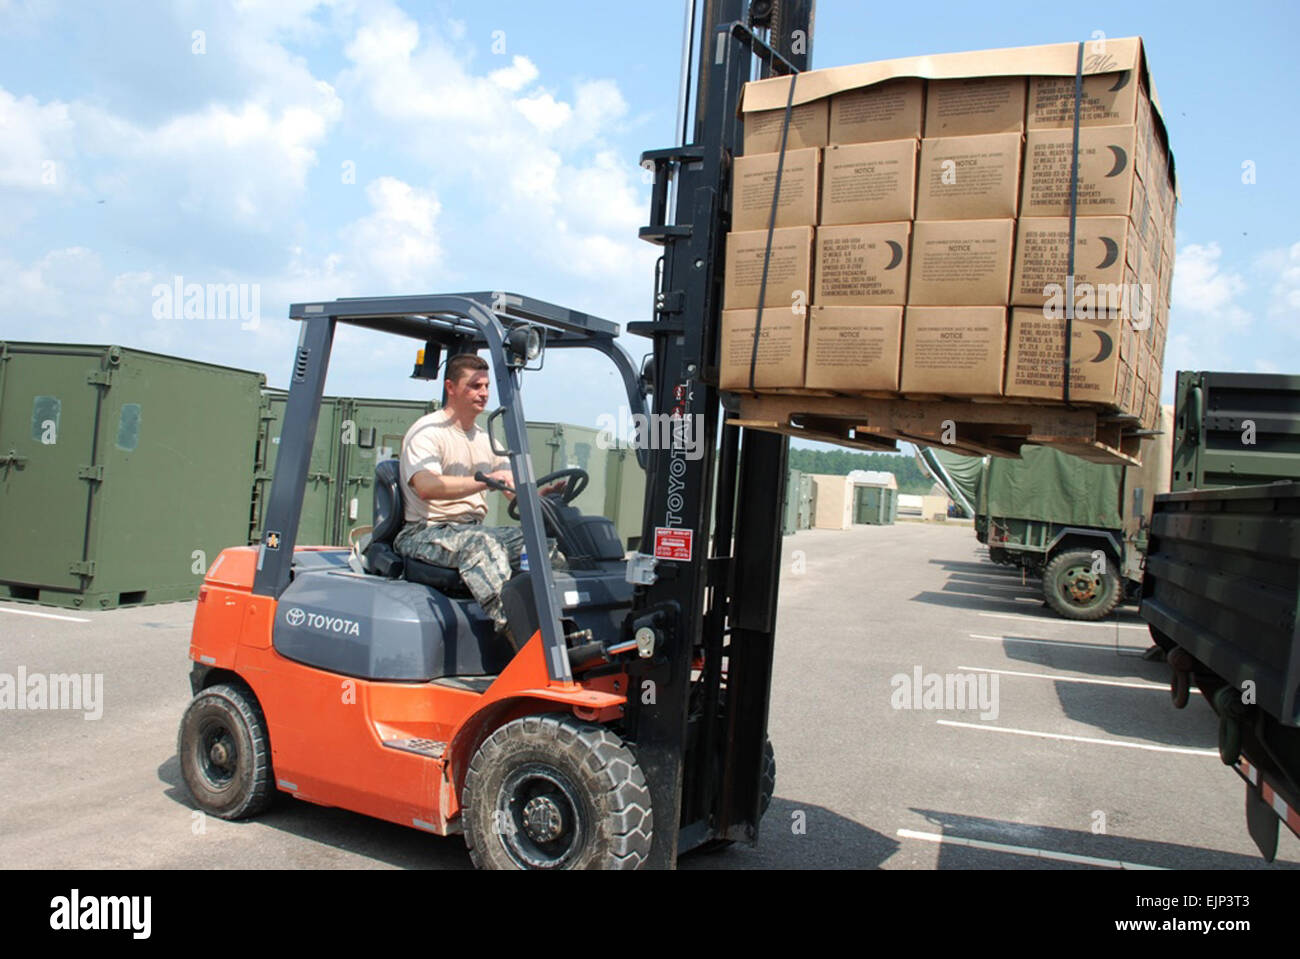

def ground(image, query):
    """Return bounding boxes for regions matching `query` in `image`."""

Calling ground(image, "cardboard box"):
[731,147,821,232]
[901,306,1006,396]
[1021,124,1138,217]
[916,132,1022,220]
[719,308,807,390]
[815,222,911,306]
[925,77,1027,136]
[1011,216,1139,308]
[723,226,814,312]
[829,78,924,145]
[820,139,918,225]
[907,218,1014,306]
[743,100,829,156]
[1119,358,1138,415]
[805,306,903,391]
[1028,71,1142,129]
[1119,318,1137,365]
[1004,308,1128,406]
[733,37,1177,414]
[1144,386,1160,429]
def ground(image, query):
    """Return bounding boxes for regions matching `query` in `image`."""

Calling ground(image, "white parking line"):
[978,611,1149,630]
[896,828,1164,870]
[0,605,91,623]
[937,719,1218,756]
[967,633,1146,653]
[957,665,1167,691]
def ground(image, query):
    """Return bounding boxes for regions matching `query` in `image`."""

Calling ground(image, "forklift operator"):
[394,353,561,639]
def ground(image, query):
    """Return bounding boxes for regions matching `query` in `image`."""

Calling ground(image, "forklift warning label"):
[654,527,693,561]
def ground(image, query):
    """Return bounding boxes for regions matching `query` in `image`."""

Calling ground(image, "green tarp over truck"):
[985,446,1123,529]
[927,448,984,518]
[929,445,1123,529]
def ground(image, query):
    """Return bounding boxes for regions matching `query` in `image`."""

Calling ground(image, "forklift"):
[178,0,812,869]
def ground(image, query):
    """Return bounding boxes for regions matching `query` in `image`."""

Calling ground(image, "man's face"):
[447,369,491,415]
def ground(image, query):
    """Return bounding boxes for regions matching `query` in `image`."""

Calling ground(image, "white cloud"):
[1260,241,1300,320]
[334,2,655,318]
[346,176,443,291]
[1170,242,1250,328]
[514,91,572,133]
[0,0,656,423]
[490,55,539,92]
[0,88,73,189]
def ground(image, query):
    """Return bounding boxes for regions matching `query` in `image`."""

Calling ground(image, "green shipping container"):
[0,342,264,609]
[255,407,647,551]
[253,390,437,547]
[782,468,813,534]
[852,484,896,525]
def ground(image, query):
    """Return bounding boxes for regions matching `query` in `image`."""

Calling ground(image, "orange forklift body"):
[190,546,627,836]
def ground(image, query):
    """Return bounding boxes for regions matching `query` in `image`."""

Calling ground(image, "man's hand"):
[539,480,567,497]
[485,469,515,499]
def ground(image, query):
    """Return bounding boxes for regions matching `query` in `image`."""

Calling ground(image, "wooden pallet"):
[724,390,1146,465]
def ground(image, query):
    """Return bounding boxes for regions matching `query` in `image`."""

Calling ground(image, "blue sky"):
[1,0,1296,444]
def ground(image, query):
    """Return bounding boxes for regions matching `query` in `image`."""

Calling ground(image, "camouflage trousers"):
[393,520,562,630]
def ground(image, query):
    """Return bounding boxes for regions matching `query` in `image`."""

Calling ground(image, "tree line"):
[788,446,936,495]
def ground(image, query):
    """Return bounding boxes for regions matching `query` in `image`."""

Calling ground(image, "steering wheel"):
[507,467,589,520]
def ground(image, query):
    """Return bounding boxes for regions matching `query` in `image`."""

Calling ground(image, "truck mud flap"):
[1237,757,1297,862]
[1244,781,1280,862]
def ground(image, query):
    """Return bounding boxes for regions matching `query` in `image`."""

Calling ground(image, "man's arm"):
[409,470,490,501]
[404,423,513,502]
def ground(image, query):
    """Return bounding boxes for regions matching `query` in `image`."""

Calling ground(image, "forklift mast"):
[627,0,815,867]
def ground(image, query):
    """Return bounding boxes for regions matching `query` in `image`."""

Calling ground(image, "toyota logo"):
[285,607,306,626]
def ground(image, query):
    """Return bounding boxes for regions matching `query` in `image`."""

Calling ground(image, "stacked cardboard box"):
[720,37,1176,425]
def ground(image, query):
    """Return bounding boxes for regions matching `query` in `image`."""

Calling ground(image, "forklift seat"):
[366,459,467,595]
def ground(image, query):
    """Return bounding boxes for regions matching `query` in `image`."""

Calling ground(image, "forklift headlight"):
[507,325,543,366]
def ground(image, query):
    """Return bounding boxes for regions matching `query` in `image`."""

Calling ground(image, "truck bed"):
[1141,481,1300,724]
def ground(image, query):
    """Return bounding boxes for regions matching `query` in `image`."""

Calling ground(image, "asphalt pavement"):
[1,521,1292,870]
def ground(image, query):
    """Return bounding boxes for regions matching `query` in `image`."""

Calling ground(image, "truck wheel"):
[177,683,274,820]
[462,715,653,870]
[1042,549,1122,621]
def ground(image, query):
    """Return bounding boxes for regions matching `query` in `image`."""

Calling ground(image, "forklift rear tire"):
[177,683,274,821]
[462,715,653,870]
[1042,548,1122,621]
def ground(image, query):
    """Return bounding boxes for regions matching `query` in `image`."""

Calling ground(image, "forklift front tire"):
[177,683,275,821]
[462,715,653,870]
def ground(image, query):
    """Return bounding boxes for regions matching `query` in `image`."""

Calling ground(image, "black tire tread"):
[178,681,275,820]
[462,714,653,870]
[1043,548,1122,621]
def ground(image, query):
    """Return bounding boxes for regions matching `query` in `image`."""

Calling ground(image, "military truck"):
[1141,371,1300,860]
[922,415,1172,620]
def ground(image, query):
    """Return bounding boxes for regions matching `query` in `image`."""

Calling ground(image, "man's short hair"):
[446,353,489,385]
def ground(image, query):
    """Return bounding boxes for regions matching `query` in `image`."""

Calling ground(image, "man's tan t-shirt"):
[400,409,508,524]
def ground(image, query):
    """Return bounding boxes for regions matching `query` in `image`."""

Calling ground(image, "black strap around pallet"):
[1063,41,1085,408]
[748,70,799,391]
